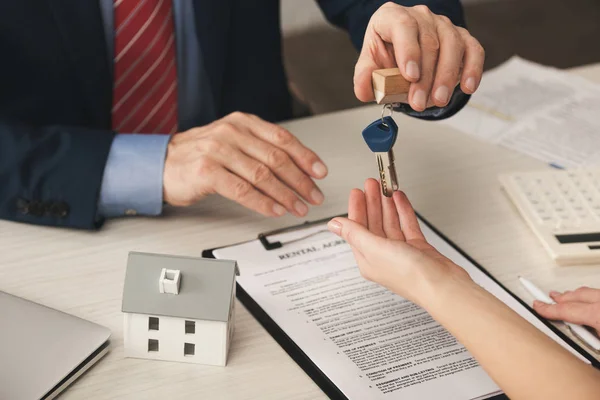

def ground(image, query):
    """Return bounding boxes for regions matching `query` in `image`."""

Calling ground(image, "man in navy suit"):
[0,1,484,229]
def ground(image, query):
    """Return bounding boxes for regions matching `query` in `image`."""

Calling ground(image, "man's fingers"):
[551,287,600,304]
[210,166,285,217]
[382,194,405,240]
[393,191,426,241]
[227,122,325,207]
[209,144,307,217]
[348,189,368,228]
[533,301,600,328]
[371,4,421,83]
[456,27,484,94]
[354,29,397,102]
[364,178,385,237]
[241,113,328,180]
[353,57,378,103]
[431,17,464,107]
[408,7,439,111]
[355,3,484,106]
[354,56,388,103]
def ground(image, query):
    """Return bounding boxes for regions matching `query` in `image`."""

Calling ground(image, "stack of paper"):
[441,57,600,168]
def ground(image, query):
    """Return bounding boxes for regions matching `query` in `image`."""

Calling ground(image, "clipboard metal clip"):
[257,215,346,251]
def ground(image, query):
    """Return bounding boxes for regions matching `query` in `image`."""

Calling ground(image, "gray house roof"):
[122,252,239,322]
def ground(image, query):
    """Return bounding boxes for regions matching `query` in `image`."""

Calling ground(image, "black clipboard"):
[203,213,600,400]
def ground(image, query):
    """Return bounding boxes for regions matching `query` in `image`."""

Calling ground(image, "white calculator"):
[499,168,600,265]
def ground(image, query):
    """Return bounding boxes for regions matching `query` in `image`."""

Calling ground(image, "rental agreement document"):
[213,219,589,400]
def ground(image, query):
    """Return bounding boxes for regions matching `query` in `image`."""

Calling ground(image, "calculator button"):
[537,214,555,226]
[575,209,588,219]
[556,219,576,230]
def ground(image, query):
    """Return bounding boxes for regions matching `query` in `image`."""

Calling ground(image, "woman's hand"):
[534,287,600,334]
[327,178,471,306]
[327,181,600,399]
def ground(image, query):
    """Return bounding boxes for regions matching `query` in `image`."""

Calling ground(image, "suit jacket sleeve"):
[0,120,115,229]
[317,0,466,51]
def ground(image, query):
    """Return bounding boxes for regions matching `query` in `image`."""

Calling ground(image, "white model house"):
[121,252,239,366]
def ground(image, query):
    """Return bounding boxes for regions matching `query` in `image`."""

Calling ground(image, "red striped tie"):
[111,0,178,134]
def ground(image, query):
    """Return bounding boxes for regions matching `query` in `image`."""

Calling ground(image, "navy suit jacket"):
[0,0,465,229]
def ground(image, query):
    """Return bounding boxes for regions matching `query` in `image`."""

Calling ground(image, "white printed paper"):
[441,56,600,168]
[497,92,600,168]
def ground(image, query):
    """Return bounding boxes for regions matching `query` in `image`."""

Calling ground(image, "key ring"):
[381,103,394,127]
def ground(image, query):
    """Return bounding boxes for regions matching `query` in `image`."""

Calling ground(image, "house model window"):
[148,316,159,331]
[148,339,159,352]
[184,343,195,356]
[159,268,181,294]
[185,320,195,334]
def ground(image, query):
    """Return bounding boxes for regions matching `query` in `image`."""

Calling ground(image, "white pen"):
[518,276,600,353]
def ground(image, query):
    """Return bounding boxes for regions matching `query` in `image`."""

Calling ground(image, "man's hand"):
[354,2,485,111]
[534,287,600,335]
[163,112,328,217]
[327,179,471,306]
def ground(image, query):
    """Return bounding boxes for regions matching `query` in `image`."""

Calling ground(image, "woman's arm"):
[431,277,600,399]
[327,178,600,400]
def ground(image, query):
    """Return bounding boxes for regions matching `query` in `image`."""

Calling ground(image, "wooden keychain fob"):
[372,68,411,104]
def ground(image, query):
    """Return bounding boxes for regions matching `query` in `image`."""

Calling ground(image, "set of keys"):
[362,68,410,197]
[361,68,470,197]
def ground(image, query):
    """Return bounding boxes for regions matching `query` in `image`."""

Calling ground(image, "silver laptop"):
[0,291,111,400]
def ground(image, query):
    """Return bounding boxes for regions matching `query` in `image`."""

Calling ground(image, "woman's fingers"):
[550,287,600,304]
[341,182,427,244]
[348,189,368,228]
[364,178,386,237]
[381,194,404,240]
[533,301,600,332]
[393,191,426,241]
[362,179,404,240]
[327,217,381,272]
[348,183,421,242]
[328,217,383,253]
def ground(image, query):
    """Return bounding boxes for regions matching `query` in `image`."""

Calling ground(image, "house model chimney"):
[159,268,181,295]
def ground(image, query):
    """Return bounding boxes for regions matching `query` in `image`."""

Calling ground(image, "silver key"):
[363,107,399,197]
[376,149,399,197]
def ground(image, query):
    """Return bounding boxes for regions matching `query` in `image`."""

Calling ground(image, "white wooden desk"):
[2,64,600,400]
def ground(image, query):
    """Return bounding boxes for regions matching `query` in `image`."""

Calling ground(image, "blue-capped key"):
[362,116,399,197]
